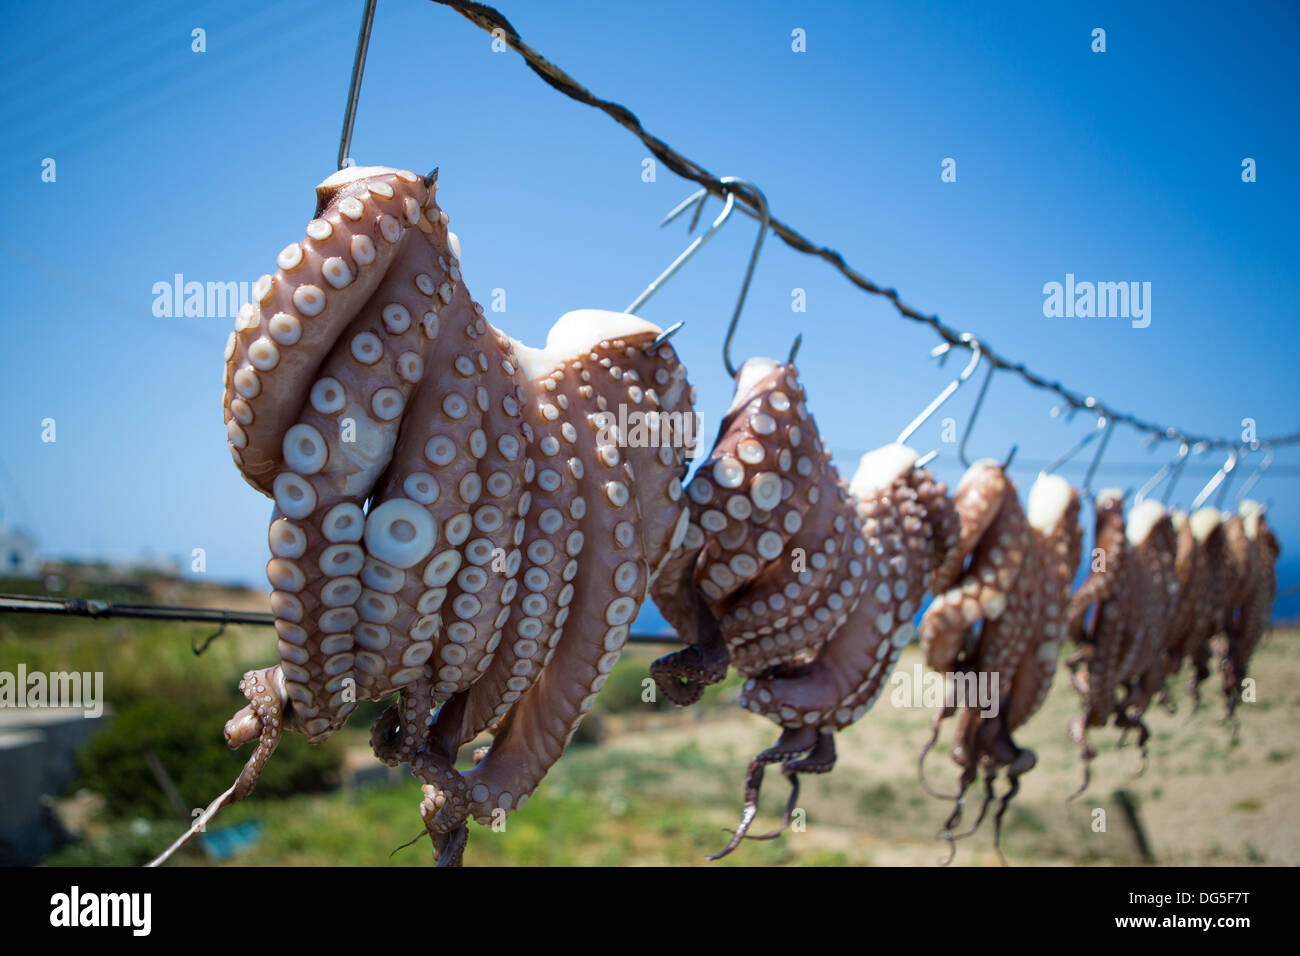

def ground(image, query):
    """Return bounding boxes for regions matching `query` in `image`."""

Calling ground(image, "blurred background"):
[1,0,1296,865]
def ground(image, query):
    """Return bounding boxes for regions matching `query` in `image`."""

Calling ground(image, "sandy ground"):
[568,629,1300,866]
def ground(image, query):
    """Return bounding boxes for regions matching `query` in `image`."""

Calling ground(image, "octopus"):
[1145,508,1201,715]
[1221,500,1280,722]
[150,164,699,867]
[1066,492,1178,789]
[1179,507,1239,714]
[918,463,1081,853]
[649,356,960,859]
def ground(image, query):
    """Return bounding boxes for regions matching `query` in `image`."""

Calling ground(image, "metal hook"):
[1161,441,1194,506]
[642,320,685,353]
[337,0,378,170]
[1235,445,1274,505]
[625,190,737,316]
[1134,440,1189,506]
[897,335,983,447]
[192,617,227,656]
[786,333,803,365]
[1081,417,1114,495]
[957,358,1017,469]
[715,177,771,377]
[1040,410,1113,496]
[1190,445,1241,510]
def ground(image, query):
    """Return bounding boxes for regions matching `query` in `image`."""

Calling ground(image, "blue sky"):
[2,0,1298,617]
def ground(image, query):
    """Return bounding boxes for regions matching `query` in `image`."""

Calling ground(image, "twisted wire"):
[428,0,1299,452]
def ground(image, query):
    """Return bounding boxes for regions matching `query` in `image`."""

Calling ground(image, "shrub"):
[75,697,341,819]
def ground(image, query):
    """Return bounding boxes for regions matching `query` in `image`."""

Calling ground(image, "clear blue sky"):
[2,0,1298,616]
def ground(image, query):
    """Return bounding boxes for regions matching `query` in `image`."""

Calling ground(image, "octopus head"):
[513,310,681,387]
[1126,498,1167,546]
[1027,472,1074,535]
[1189,506,1222,542]
[1094,486,1126,522]
[726,356,781,410]
[314,164,427,214]
[511,307,695,452]
[1238,499,1264,540]
[849,442,918,498]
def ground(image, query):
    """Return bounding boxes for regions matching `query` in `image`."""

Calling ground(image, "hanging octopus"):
[918,464,1081,852]
[1179,507,1241,714]
[1147,508,1201,714]
[1066,493,1178,788]
[649,356,960,859]
[1111,501,1179,753]
[151,165,699,867]
[1221,500,1280,721]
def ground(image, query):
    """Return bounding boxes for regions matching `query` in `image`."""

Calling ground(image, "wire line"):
[427,0,1299,452]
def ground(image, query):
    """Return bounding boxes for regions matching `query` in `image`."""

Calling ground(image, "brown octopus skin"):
[1181,508,1236,710]
[919,463,1027,678]
[1112,502,1179,750]
[436,344,694,751]
[740,456,955,732]
[224,168,435,495]
[1223,501,1280,719]
[1066,489,1128,747]
[435,332,695,753]
[360,310,534,771]
[916,465,1079,851]
[417,331,696,860]
[648,359,833,702]
[707,447,958,860]
[233,167,451,743]
[1065,493,1180,786]
[1215,514,1253,705]
[650,358,964,857]
[1003,477,1082,732]
[155,165,697,867]
[1155,510,1201,694]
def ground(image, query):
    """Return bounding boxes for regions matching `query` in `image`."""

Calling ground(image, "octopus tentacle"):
[367,316,530,714]
[1224,502,1279,719]
[1068,492,1184,790]
[708,724,820,860]
[224,167,431,493]
[1066,491,1127,641]
[920,462,1024,674]
[918,470,1078,853]
[742,451,948,731]
[929,464,1009,595]
[145,665,287,866]
[1067,490,1129,778]
[720,461,859,677]
[741,731,837,843]
[266,238,444,741]
[418,321,694,861]
[668,361,830,670]
[945,768,997,843]
[649,602,728,705]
